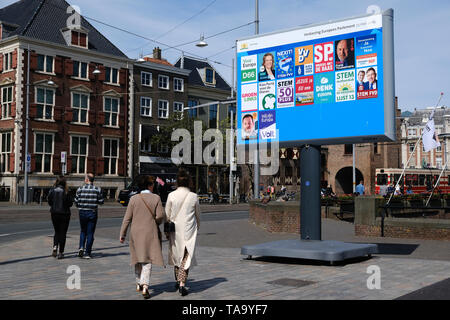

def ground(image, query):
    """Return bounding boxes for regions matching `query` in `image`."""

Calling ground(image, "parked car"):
[118,174,176,206]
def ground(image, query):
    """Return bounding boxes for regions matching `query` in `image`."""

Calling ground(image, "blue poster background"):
[237,27,384,146]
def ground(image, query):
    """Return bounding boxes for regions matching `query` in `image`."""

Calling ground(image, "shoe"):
[142,286,150,299]
[82,255,92,260]
[52,246,58,258]
[136,284,143,292]
[78,249,84,258]
[57,253,64,260]
[179,286,188,296]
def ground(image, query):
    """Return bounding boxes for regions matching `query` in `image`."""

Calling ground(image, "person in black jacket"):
[48,176,73,259]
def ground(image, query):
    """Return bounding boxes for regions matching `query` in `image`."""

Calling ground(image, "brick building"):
[401,107,448,170]
[133,48,189,192]
[0,0,132,202]
[174,56,235,195]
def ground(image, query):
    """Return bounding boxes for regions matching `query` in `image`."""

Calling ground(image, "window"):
[157,144,169,154]
[374,142,378,154]
[72,92,89,123]
[158,75,169,89]
[174,102,184,113]
[73,61,88,79]
[205,68,214,84]
[3,52,13,71]
[103,139,118,175]
[37,55,54,73]
[1,86,13,119]
[376,174,388,186]
[71,136,88,174]
[0,132,11,172]
[174,78,184,92]
[140,97,152,117]
[158,100,168,118]
[140,137,151,152]
[409,143,415,152]
[437,145,442,152]
[437,157,442,169]
[105,67,118,84]
[344,144,353,155]
[407,129,416,137]
[36,88,54,120]
[209,104,217,128]
[71,30,87,48]
[35,133,53,173]
[104,97,119,126]
[188,100,198,118]
[141,72,152,86]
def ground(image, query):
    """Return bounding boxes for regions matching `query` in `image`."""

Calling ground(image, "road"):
[0,209,250,244]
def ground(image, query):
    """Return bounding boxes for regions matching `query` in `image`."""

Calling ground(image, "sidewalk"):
[1,233,449,300]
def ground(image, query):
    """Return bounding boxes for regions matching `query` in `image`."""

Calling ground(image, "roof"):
[403,107,449,126]
[142,57,173,66]
[0,0,127,58]
[174,56,231,92]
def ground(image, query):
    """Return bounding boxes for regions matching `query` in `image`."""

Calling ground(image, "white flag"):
[422,111,441,152]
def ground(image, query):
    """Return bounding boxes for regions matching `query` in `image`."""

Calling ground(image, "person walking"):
[47,176,73,259]
[120,176,165,299]
[355,180,365,195]
[165,169,201,296]
[75,173,104,259]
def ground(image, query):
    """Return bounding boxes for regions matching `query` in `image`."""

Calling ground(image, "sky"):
[1,0,449,111]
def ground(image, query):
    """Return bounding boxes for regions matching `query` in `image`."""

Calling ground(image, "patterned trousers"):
[135,263,152,286]
[174,248,189,284]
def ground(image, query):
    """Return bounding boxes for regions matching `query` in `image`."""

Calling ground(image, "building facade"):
[174,56,235,195]
[401,107,448,170]
[133,48,189,189]
[0,0,133,202]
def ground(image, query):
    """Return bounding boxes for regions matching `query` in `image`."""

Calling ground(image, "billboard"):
[236,9,395,147]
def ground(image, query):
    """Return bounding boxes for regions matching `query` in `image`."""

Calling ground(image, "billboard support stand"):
[300,145,321,240]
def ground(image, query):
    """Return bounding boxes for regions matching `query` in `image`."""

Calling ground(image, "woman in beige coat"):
[120,176,165,299]
[165,169,200,296]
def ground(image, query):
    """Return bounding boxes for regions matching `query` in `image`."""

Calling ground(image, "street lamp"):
[196,34,208,48]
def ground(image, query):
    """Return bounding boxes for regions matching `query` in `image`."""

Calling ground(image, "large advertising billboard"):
[236,9,395,147]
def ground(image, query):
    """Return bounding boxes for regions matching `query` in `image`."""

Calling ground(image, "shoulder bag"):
[164,192,190,233]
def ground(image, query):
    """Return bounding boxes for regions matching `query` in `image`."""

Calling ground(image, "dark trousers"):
[51,213,71,253]
[78,210,98,255]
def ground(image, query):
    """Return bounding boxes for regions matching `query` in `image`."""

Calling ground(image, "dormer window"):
[205,68,215,84]
[71,30,87,48]
[61,27,89,48]
[198,67,216,86]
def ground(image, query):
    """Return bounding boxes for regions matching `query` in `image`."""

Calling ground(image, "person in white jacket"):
[165,169,200,296]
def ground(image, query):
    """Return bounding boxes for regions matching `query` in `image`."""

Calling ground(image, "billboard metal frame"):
[235,9,395,147]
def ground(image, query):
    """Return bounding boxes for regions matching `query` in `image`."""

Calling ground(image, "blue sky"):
[2,0,449,111]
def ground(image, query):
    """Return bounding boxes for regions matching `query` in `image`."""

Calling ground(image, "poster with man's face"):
[241,112,258,140]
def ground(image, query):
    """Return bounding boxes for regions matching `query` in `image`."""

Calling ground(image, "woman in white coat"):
[165,169,200,296]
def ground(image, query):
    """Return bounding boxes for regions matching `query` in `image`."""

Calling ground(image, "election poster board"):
[236,9,395,147]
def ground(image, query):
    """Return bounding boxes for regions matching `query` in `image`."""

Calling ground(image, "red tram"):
[375,168,450,194]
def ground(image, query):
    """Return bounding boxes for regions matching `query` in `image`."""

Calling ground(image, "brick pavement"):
[1,233,449,300]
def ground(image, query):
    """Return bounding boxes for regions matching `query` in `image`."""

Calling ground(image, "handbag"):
[164,192,191,233]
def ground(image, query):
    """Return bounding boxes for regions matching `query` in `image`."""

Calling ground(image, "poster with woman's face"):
[258,51,276,81]
[241,112,258,140]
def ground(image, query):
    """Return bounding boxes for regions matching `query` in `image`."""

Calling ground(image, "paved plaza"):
[1,230,449,300]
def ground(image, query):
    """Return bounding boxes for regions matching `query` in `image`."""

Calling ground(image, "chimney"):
[153,47,162,60]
